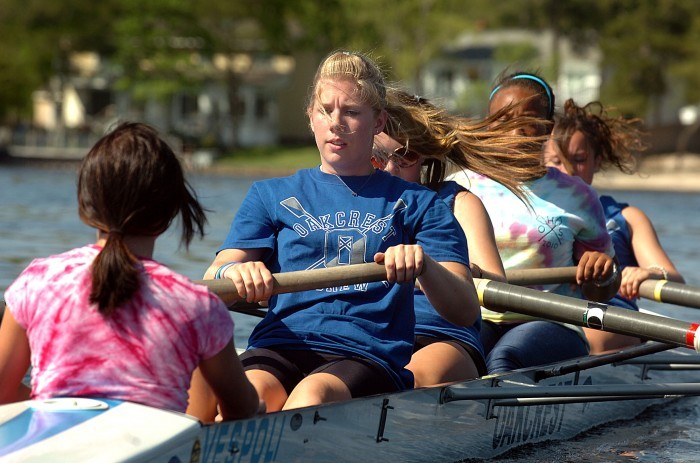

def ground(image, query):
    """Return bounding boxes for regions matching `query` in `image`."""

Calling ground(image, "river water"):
[1,163,699,462]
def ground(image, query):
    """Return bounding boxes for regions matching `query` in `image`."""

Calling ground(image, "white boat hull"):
[2,347,698,462]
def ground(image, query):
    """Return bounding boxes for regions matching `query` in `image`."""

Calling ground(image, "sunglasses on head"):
[371,145,422,169]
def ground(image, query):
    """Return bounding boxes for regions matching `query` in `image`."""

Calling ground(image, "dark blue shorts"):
[480,320,589,374]
[240,347,399,397]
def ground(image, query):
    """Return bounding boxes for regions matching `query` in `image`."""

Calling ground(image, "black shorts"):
[414,335,487,377]
[240,347,400,397]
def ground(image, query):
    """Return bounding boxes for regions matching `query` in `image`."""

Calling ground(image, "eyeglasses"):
[371,145,422,169]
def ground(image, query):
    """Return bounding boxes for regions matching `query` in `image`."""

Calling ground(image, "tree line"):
[1,0,699,130]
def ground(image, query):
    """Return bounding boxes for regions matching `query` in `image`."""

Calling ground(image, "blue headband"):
[489,74,554,118]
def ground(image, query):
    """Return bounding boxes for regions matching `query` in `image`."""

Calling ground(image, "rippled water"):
[1,163,698,462]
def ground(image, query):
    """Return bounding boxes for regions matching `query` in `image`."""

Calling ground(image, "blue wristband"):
[215,262,240,279]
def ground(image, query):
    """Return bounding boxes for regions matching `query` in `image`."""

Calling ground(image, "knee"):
[284,373,350,410]
[486,345,524,374]
[246,370,288,412]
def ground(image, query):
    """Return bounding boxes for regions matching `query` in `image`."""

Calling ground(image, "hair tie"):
[108,228,124,237]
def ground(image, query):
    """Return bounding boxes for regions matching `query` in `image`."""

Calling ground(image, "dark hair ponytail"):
[78,122,207,315]
[89,231,141,315]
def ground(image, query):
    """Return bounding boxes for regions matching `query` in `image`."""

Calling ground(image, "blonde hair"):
[307,50,387,116]
[382,89,547,200]
[551,99,647,174]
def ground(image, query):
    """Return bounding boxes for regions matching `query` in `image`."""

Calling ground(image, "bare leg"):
[407,341,480,388]
[245,369,288,412]
[282,373,351,410]
[186,367,218,422]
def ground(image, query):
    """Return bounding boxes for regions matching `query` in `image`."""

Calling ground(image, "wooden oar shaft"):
[474,278,700,352]
[508,267,700,309]
[506,267,577,286]
[638,279,700,309]
[194,262,387,306]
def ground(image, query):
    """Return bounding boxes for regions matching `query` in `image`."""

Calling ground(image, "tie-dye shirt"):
[5,244,233,412]
[448,167,614,324]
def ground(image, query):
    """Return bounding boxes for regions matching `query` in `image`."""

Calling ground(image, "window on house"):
[255,95,268,120]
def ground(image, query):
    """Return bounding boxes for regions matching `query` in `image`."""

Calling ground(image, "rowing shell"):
[2,344,699,462]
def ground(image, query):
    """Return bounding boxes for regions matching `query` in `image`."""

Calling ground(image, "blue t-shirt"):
[600,195,639,311]
[413,181,485,362]
[219,167,469,389]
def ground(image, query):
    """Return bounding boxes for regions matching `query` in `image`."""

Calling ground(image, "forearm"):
[645,264,685,283]
[418,258,479,327]
[217,381,260,421]
[198,342,261,421]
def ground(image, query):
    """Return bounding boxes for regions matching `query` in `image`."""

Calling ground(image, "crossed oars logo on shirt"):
[536,214,564,246]
[280,197,407,270]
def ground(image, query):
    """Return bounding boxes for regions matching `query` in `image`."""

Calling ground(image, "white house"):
[420,29,601,117]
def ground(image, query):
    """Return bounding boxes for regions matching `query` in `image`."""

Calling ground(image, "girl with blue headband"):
[449,71,620,373]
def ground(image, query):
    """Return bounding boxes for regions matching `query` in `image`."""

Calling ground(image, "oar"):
[194,262,388,307]
[638,279,700,309]
[474,277,700,353]
[506,267,577,286]
[507,266,700,309]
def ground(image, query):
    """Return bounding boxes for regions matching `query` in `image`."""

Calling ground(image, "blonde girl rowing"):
[189,51,478,416]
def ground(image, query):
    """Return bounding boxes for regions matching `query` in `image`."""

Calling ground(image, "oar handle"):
[194,262,388,306]
[638,279,700,309]
[475,278,700,352]
[509,267,700,310]
[506,267,578,285]
[505,266,621,303]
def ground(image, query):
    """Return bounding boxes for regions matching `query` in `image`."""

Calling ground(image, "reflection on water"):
[1,164,699,462]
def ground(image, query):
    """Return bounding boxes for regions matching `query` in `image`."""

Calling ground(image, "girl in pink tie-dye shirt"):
[0,122,259,420]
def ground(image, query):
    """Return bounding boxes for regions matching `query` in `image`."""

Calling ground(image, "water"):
[1,164,699,462]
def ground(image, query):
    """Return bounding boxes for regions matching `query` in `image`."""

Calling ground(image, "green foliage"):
[672,15,700,104]
[597,0,697,119]
[111,0,216,102]
[218,144,319,170]
[342,0,476,88]
[3,0,700,127]
[493,43,540,68]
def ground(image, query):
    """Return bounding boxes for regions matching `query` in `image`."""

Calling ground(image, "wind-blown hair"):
[550,99,647,174]
[382,89,546,199]
[78,122,207,315]
[490,70,556,122]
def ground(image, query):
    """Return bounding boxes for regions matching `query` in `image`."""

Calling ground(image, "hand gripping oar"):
[194,262,389,307]
[507,266,700,310]
[506,266,579,286]
[474,277,700,353]
[505,265,621,303]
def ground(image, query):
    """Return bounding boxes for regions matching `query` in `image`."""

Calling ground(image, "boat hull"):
[2,348,698,462]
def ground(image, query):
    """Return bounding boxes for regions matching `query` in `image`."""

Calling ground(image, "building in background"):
[421,29,601,117]
[9,28,697,159]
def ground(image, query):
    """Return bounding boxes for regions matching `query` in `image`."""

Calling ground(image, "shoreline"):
[5,152,699,193]
[592,153,700,193]
[199,154,700,194]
